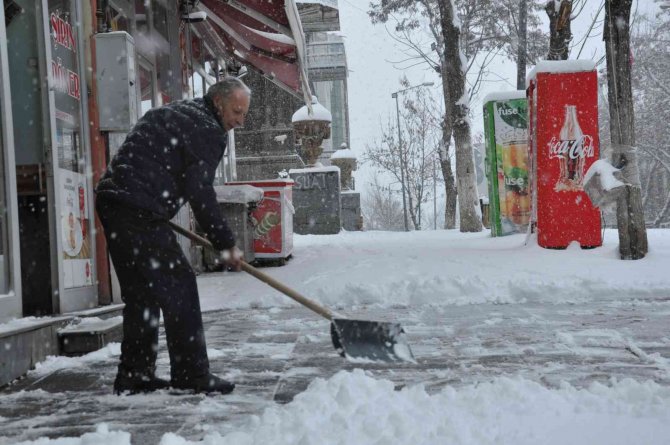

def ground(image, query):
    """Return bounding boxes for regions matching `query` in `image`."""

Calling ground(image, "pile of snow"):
[9,370,670,444]
[197,229,670,312]
[584,160,625,191]
[27,343,121,377]
[156,370,670,445]
[13,424,130,445]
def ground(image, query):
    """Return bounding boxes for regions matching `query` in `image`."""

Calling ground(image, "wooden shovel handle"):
[168,220,334,321]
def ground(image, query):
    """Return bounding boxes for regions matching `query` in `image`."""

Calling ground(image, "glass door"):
[40,0,97,313]
[0,5,23,322]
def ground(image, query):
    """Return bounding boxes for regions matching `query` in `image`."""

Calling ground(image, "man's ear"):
[212,96,225,116]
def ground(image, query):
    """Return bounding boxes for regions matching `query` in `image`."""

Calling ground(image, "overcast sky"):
[335,0,659,197]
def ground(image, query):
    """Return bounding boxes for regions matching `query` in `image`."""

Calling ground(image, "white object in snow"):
[214,185,264,204]
[292,96,332,123]
[583,159,626,208]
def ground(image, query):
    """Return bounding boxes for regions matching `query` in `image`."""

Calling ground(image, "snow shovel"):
[168,221,415,363]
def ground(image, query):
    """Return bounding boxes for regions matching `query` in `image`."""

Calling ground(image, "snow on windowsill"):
[289,165,340,174]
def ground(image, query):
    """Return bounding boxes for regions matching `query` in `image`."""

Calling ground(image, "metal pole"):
[394,93,410,231]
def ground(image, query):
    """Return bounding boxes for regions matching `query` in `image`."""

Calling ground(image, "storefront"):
[0,0,312,323]
[2,0,97,319]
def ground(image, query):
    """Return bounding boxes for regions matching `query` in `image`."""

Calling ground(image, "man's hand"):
[220,246,243,272]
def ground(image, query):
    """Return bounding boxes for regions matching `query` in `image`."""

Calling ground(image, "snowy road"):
[1,230,669,444]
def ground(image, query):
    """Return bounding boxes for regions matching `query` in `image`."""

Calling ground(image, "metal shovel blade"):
[330,319,415,363]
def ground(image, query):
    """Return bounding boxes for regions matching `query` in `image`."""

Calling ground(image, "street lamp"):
[391,81,435,231]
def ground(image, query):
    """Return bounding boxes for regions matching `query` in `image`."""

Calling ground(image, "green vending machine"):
[482,91,530,236]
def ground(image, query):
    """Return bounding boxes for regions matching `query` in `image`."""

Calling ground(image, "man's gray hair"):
[206,77,251,101]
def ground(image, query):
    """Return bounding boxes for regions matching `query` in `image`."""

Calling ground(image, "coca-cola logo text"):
[548,135,594,160]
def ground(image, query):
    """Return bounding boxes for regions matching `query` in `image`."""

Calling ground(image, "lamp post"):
[391,81,435,231]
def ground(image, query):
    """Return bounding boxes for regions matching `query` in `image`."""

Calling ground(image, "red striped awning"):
[199,0,311,102]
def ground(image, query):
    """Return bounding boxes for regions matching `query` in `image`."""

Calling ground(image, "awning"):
[198,0,312,106]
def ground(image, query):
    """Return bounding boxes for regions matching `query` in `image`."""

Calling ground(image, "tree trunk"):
[438,0,482,232]
[517,0,528,89]
[546,0,572,60]
[604,0,648,259]
[440,122,457,229]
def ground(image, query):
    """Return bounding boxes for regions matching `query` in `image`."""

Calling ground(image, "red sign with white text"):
[529,69,602,248]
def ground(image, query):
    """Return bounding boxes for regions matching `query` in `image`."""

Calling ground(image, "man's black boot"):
[114,372,171,395]
[171,373,235,395]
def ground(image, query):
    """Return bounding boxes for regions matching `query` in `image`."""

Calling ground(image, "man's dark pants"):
[96,197,209,381]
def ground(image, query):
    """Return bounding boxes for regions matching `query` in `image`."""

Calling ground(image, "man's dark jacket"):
[96,96,235,251]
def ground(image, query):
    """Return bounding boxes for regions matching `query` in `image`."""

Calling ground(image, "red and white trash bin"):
[227,179,294,264]
[527,60,602,249]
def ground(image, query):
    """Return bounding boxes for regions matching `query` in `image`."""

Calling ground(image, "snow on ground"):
[4,229,670,445]
[11,371,670,445]
[158,370,670,445]
[198,229,670,312]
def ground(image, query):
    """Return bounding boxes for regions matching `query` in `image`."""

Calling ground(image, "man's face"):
[215,89,250,131]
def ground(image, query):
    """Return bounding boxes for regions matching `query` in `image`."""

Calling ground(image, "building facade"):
[0,0,310,320]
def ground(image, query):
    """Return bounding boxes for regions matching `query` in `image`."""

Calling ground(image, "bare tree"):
[369,0,547,231]
[362,174,406,231]
[604,0,648,259]
[630,9,670,227]
[364,82,441,230]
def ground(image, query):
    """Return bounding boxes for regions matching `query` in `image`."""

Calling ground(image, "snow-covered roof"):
[526,60,597,87]
[330,148,356,160]
[482,90,526,104]
[214,185,264,204]
[292,96,332,123]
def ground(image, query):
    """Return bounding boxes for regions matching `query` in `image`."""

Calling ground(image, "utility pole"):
[392,92,410,231]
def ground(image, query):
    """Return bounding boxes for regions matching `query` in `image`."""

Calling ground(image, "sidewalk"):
[1,292,669,444]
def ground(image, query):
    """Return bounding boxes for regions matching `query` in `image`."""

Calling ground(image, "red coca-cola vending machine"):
[528,61,602,249]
